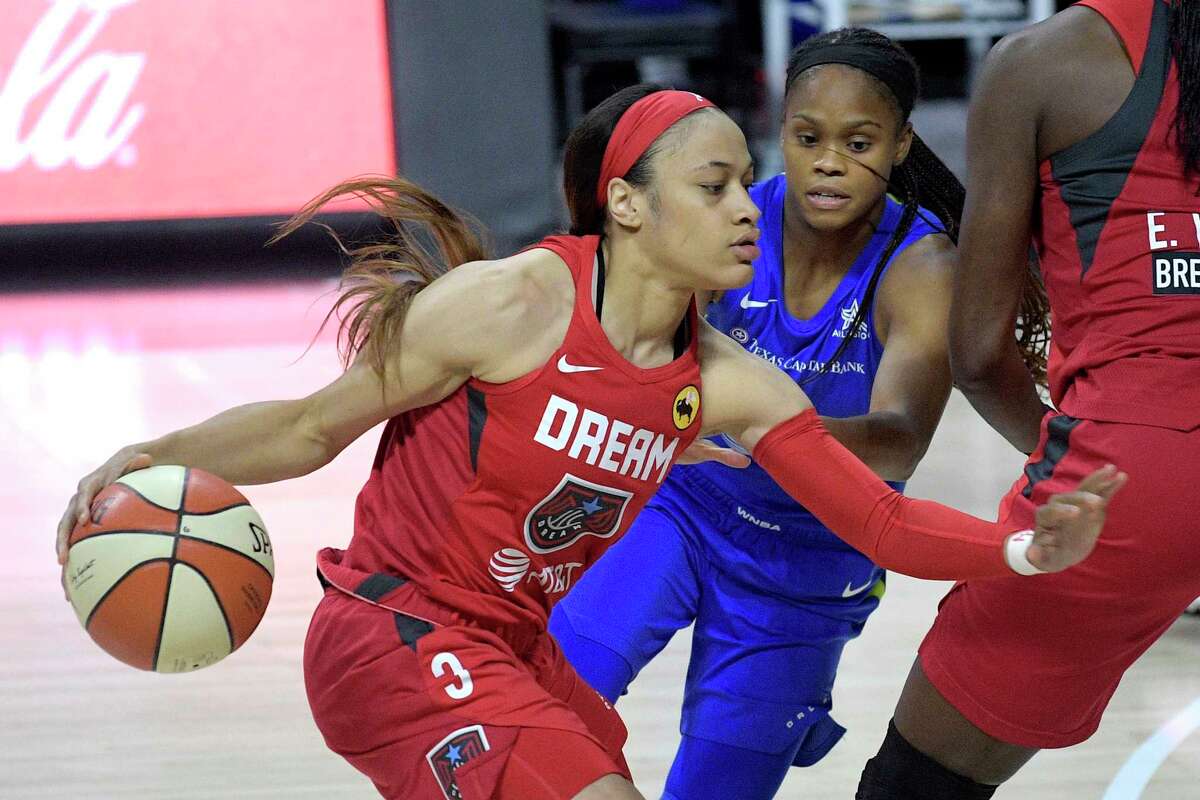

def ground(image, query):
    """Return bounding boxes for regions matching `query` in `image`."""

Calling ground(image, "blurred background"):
[1,0,1066,288]
[13,3,1198,800]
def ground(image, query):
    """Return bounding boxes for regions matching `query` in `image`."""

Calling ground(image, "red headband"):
[596,90,717,207]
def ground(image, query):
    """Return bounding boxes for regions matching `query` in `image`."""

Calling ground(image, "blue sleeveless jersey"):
[682,173,939,539]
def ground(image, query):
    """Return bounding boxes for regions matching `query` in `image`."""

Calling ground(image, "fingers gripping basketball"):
[64,465,274,673]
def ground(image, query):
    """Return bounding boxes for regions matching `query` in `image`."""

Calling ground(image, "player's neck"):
[598,237,691,369]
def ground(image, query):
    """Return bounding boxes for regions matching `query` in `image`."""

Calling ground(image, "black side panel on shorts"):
[355,572,408,602]
[393,612,434,651]
[1022,414,1084,499]
[1050,0,1170,277]
[467,385,488,472]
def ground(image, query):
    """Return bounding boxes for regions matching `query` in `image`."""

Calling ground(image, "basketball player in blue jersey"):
[549,29,1052,800]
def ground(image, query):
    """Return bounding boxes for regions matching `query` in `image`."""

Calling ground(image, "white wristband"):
[1004,530,1046,576]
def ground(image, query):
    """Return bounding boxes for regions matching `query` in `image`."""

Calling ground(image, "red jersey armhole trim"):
[1075,0,1153,74]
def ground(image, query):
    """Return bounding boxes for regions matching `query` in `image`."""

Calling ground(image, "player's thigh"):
[915,418,1200,753]
[306,593,627,798]
[686,555,880,706]
[572,774,645,800]
[494,726,634,800]
[674,577,870,769]
[552,503,705,675]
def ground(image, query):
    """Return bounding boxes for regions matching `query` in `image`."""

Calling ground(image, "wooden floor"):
[3,282,1197,799]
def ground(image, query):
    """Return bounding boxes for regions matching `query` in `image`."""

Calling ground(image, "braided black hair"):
[785,28,1050,386]
[1170,0,1200,179]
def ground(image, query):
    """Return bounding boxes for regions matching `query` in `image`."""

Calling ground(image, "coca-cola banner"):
[0,0,395,224]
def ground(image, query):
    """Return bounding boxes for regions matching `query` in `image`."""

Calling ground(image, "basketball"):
[64,465,274,673]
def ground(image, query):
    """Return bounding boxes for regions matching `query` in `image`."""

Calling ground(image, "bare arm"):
[821,235,954,481]
[949,32,1050,453]
[57,249,572,560]
[700,323,1125,578]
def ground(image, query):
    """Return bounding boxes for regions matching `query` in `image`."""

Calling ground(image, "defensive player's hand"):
[57,449,154,598]
[1026,464,1127,573]
[676,438,750,468]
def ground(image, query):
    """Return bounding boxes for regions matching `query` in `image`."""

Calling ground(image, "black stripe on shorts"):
[1022,414,1083,499]
[355,572,408,602]
[393,613,434,651]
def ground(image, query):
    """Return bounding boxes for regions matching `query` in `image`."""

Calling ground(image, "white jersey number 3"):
[431,652,474,700]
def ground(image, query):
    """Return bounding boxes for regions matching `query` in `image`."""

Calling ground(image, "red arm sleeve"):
[751,409,1017,579]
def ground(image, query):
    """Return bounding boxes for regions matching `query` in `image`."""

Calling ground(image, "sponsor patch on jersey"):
[672,385,700,430]
[487,548,530,592]
[426,724,491,800]
[525,474,632,553]
[1151,253,1200,294]
[487,547,583,595]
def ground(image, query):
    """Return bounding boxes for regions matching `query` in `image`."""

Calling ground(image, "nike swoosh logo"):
[557,355,603,374]
[842,578,876,598]
[739,295,776,309]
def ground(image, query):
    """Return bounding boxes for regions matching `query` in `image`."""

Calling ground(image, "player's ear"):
[605,179,645,231]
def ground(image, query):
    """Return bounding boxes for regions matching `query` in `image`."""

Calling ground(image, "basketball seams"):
[151,467,190,672]
[184,502,250,517]
[68,465,272,672]
[173,562,236,659]
[84,557,173,629]
[176,533,274,580]
[70,529,180,541]
[113,481,182,514]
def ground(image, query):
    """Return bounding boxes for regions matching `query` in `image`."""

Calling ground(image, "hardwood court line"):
[1102,694,1200,799]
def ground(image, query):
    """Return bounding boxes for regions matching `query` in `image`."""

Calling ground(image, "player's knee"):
[855,719,998,800]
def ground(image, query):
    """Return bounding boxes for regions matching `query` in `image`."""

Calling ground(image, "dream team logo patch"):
[525,474,633,553]
[672,384,700,430]
[426,725,491,800]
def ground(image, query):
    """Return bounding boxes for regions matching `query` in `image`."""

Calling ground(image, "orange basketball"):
[64,465,274,673]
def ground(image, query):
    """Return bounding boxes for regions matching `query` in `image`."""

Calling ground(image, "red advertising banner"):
[0,0,395,224]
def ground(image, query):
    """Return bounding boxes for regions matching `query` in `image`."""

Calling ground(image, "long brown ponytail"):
[270,176,489,374]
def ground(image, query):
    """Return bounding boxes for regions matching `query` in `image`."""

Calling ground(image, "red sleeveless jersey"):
[320,235,703,641]
[1037,0,1200,429]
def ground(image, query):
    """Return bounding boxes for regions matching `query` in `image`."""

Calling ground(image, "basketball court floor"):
[3,281,1197,799]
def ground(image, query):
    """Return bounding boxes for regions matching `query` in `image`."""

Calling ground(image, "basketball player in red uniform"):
[58,87,1121,799]
[855,2,1200,797]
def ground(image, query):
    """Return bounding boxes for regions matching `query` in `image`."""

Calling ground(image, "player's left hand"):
[1027,464,1127,572]
[677,439,750,468]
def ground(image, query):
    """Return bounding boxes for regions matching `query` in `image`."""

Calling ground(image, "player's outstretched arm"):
[56,250,570,564]
[698,323,1126,579]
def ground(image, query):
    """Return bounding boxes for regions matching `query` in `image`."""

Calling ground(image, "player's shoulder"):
[424,246,574,333]
[985,6,1113,86]
[697,320,773,401]
[886,230,956,286]
[874,231,955,331]
[401,245,575,382]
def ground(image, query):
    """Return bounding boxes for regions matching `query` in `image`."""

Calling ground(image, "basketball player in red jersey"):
[856,2,1200,798]
[58,87,1121,800]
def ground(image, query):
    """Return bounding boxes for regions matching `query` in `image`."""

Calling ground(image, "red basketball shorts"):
[303,587,629,799]
[919,412,1200,748]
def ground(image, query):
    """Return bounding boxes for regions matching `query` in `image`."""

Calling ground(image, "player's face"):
[640,112,761,291]
[780,65,912,233]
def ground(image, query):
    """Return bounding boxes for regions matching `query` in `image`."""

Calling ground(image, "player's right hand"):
[1025,464,1127,573]
[57,449,154,568]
